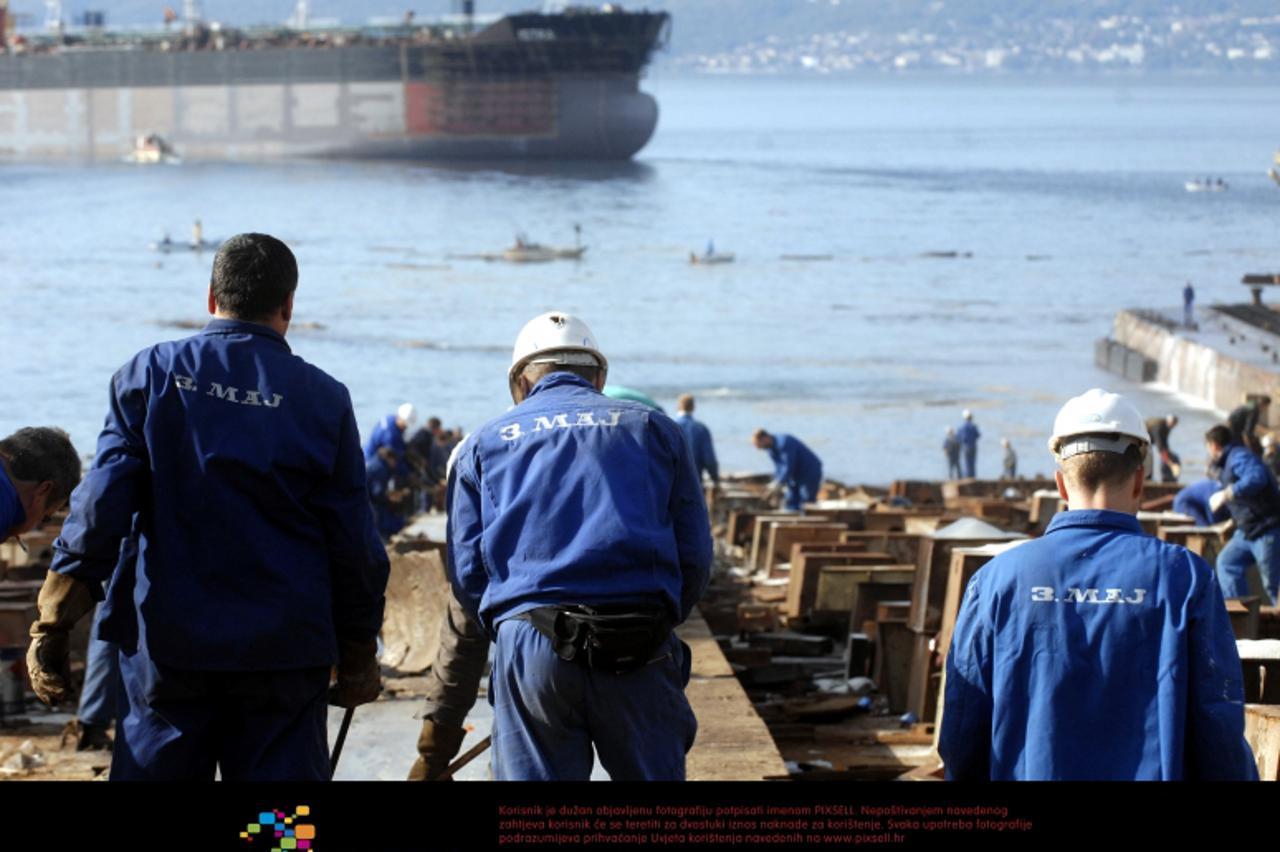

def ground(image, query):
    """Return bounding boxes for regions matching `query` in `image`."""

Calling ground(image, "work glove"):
[1209,486,1232,515]
[329,637,382,708]
[27,571,97,707]
[406,718,468,781]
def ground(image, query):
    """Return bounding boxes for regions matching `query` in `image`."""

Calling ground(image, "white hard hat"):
[397,402,417,428]
[962,409,973,420]
[1048,388,1149,460]
[508,311,608,403]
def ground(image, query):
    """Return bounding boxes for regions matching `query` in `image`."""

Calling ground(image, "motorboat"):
[124,133,181,165]
[1185,178,1228,192]
[501,242,587,263]
[690,251,735,265]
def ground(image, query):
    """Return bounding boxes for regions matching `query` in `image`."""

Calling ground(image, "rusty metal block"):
[736,603,778,634]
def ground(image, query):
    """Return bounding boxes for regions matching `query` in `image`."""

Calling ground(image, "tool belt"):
[516,604,671,675]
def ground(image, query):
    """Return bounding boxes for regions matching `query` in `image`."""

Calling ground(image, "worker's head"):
[962,409,973,421]
[1000,437,1010,448]
[677,394,695,414]
[945,427,955,437]
[1166,414,1179,429]
[1205,424,1233,458]
[427,417,443,435]
[1262,397,1273,410]
[208,233,298,329]
[396,403,416,432]
[1047,389,1149,513]
[752,429,774,450]
[0,427,80,540]
[508,311,608,404]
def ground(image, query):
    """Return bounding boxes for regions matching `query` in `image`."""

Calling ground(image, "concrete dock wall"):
[1112,309,1280,414]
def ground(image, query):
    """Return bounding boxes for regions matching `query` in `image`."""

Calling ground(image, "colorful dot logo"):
[239,806,316,851]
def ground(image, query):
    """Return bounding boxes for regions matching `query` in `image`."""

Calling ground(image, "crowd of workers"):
[0,234,1268,782]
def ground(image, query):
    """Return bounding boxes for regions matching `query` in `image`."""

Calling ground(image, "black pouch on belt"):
[520,604,671,675]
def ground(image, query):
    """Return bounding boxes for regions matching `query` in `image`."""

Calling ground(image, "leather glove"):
[406,718,468,781]
[329,637,382,708]
[27,572,96,707]
[1209,486,1232,514]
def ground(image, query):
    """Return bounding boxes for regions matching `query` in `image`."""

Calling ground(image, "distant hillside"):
[11,1,1280,74]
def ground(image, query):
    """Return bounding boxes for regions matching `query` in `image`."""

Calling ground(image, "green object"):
[602,385,664,412]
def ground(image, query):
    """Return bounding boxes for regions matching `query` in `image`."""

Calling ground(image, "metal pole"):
[434,734,491,780]
[329,706,355,777]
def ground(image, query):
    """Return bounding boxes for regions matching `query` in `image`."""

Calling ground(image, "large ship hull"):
[0,12,666,161]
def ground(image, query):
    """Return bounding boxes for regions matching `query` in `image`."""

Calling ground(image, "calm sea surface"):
[3,75,1280,484]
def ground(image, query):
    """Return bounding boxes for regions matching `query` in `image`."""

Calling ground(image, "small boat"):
[1185,178,1228,192]
[501,243,587,263]
[501,227,587,263]
[690,251,735,265]
[124,133,181,165]
[150,237,222,253]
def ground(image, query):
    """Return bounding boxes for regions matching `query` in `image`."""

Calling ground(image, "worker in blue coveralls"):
[364,402,416,478]
[1206,423,1280,606]
[940,389,1257,780]
[674,394,719,489]
[943,428,962,480]
[0,427,80,545]
[752,429,822,511]
[367,446,408,541]
[446,310,713,780]
[1172,478,1227,528]
[956,409,980,478]
[25,233,390,781]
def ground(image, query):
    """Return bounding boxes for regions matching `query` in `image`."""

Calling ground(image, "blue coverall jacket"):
[940,509,1257,780]
[767,433,822,510]
[446,371,713,637]
[364,414,410,478]
[0,466,22,536]
[1215,443,1280,540]
[49,318,389,671]
[674,412,718,483]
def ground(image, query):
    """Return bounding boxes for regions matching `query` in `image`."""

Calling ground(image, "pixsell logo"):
[239,806,317,851]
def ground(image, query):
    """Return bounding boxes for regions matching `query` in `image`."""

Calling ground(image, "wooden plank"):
[1245,704,1280,782]
[764,522,847,573]
[748,514,815,571]
[784,551,894,618]
[905,628,940,722]
[813,566,914,615]
[679,611,790,780]
[937,549,998,662]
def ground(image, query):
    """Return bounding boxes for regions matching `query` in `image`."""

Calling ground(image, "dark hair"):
[0,427,80,503]
[210,233,298,321]
[1205,424,1233,447]
[1061,441,1144,491]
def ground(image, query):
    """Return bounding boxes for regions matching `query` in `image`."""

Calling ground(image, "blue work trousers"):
[784,478,821,512]
[490,618,697,781]
[77,607,120,727]
[962,446,977,478]
[110,648,331,781]
[1216,526,1280,605]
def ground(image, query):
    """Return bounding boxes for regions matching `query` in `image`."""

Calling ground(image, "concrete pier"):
[1104,306,1280,416]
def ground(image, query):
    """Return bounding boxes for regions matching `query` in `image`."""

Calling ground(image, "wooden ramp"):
[680,610,789,781]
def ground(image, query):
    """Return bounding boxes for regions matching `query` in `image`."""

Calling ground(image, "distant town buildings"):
[669,12,1280,75]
